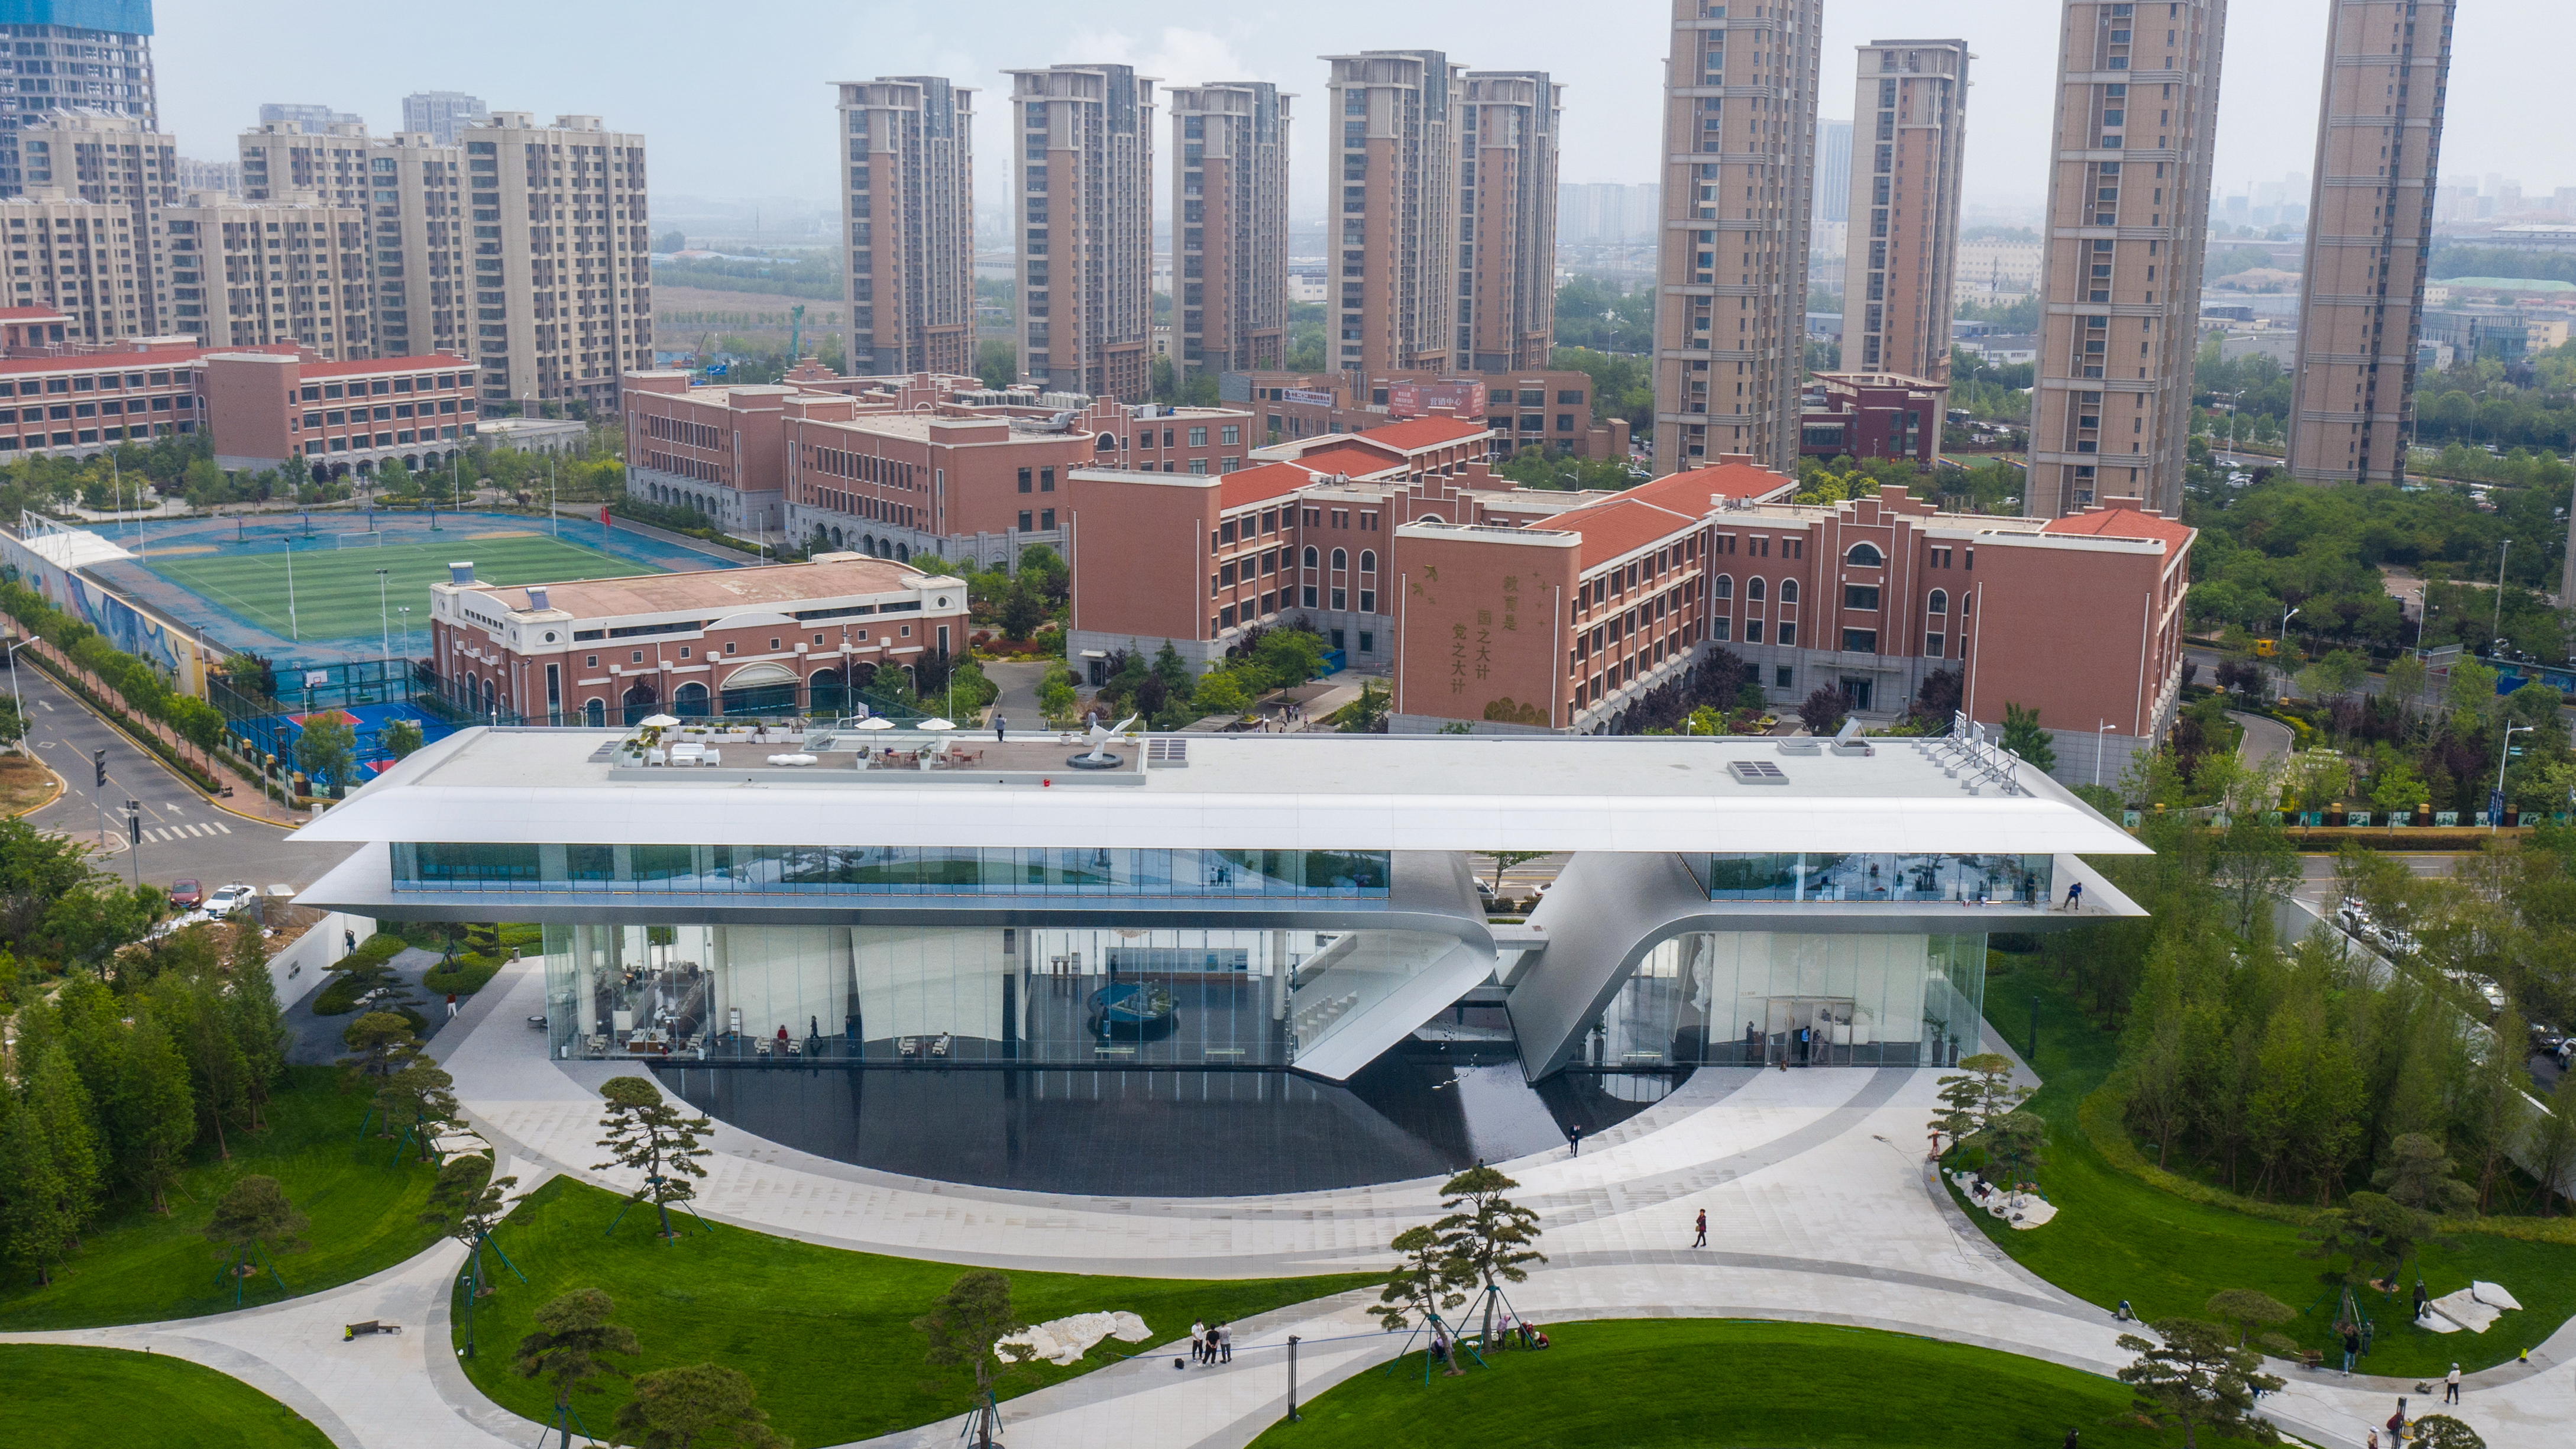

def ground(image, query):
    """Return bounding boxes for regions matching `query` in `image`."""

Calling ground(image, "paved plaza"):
[4,958,2566,1449]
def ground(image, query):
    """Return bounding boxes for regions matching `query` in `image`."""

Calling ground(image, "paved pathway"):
[2231,708,2296,770]
[5,957,2567,1449]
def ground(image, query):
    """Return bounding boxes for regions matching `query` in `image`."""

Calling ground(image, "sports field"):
[143,531,661,645]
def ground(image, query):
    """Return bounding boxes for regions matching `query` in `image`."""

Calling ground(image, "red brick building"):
[1062,412,2192,780]
[427,554,969,725]
[1798,371,1945,467]
[1221,367,1631,460]
[203,351,477,473]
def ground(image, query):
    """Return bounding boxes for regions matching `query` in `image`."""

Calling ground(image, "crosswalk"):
[140,820,233,843]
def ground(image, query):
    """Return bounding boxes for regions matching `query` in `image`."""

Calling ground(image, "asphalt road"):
[6,659,358,895]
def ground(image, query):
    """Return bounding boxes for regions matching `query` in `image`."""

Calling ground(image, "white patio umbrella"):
[639,714,679,727]
[918,718,957,731]
[855,717,897,731]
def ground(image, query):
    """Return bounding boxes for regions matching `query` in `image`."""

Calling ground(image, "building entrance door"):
[1838,677,1875,711]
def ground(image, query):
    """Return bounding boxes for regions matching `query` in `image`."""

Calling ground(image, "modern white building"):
[297,726,2144,1097]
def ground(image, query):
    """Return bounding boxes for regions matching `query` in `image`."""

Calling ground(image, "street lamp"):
[376,567,391,665]
[4,634,37,740]
[2278,604,2300,698]
[397,606,411,661]
[2093,719,2118,790]
[2495,720,2535,832]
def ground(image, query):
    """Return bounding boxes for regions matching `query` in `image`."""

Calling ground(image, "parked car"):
[167,878,203,910]
[201,882,256,920]
[2531,1023,2566,1057]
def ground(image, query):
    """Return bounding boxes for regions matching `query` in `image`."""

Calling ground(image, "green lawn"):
[146,533,658,642]
[1249,1319,2170,1448]
[0,1066,442,1330]
[1966,952,2576,1377]
[456,1177,1377,1446]
[0,1344,334,1449]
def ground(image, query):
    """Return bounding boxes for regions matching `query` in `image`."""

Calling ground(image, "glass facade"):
[542,920,1469,1069]
[1704,853,2053,905]
[395,845,1391,902]
[1585,932,1987,1069]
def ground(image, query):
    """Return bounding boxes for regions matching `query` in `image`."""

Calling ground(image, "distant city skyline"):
[156,1,2570,219]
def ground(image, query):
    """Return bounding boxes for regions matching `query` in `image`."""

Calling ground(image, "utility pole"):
[377,567,392,664]
[2494,538,2512,642]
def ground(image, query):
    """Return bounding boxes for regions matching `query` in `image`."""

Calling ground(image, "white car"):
[201,883,256,920]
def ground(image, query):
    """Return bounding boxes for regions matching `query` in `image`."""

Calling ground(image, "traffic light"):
[92,749,105,787]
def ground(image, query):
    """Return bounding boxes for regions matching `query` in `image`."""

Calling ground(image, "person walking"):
[1567,1124,1584,1158]
[995,716,1008,743]
[345,927,357,954]
[1692,1209,1707,1248]
[2445,1363,2461,1404]
[445,991,459,1021]
[2386,1399,2407,1444]
[2342,1324,2361,1375]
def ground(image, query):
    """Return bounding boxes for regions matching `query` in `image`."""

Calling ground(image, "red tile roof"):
[1289,445,1406,480]
[1358,415,1490,452]
[1219,461,1322,509]
[0,347,214,377]
[1533,461,1797,571]
[299,352,471,379]
[0,306,70,324]
[2041,504,2194,550]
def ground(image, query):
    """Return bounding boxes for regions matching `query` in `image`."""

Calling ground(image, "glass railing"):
[1703,852,2053,906]
[394,842,1391,901]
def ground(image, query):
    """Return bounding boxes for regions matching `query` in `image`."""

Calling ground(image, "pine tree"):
[109,1015,196,1213]
[611,1362,789,1449]
[1432,1164,1547,1355]
[25,1044,101,1239]
[2116,1318,2284,1448]
[0,1103,76,1286]
[592,1076,713,1241]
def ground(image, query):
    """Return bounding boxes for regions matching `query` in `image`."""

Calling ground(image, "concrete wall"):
[267,910,376,1011]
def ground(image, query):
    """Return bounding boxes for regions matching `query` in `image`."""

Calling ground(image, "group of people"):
[1187,1319,1232,1366]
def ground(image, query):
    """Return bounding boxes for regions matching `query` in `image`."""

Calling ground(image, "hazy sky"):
[162,1,2565,213]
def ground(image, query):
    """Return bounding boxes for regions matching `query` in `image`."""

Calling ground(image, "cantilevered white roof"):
[293,728,2147,857]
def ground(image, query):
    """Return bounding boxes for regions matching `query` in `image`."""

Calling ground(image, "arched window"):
[583,698,605,727]
[1780,579,1800,604]
[896,543,910,562]
[1359,549,1377,573]
[1846,542,1885,568]
[1747,577,1766,601]
[1928,588,1948,616]
[1302,546,1318,568]
[1331,548,1348,570]
[1713,574,1733,600]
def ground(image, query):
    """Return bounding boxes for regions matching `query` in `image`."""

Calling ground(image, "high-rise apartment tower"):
[1323,50,1463,379]
[1169,80,1289,380]
[259,103,362,135]
[17,111,176,335]
[0,0,154,196]
[240,121,472,360]
[1458,71,1561,373]
[1816,118,1852,225]
[837,77,975,378]
[165,196,373,358]
[458,112,653,410]
[1840,41,1970,382]
[2025,1,2228,518]
[403,92,488,146]
[1008,64,1155,402]
[2286,0,2455,484]
[1651,0,1822,476]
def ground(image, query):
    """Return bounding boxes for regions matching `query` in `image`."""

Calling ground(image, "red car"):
[167,878,203,910]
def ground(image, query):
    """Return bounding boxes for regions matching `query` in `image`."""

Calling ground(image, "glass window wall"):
[1703,853,2051,905]
[1587,931,1986,1069]
[399,845,1390,902]
[541,919,1462,1069]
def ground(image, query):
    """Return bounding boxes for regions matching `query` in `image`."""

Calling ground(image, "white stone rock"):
[997,1310,1154,1366]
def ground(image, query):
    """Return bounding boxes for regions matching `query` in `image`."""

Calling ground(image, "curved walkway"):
[5,959,2565,1449]
[2232,709,2297,770]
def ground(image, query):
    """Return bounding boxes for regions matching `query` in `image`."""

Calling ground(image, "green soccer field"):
[144,533,666,643]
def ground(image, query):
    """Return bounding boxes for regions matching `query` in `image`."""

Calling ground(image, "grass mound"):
[0,1066,441,1330]
[455,1176,1374,1445]
[1960,951,2576,1377]
[0,1345,335,1449]
[1250,1319,2170,1447]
